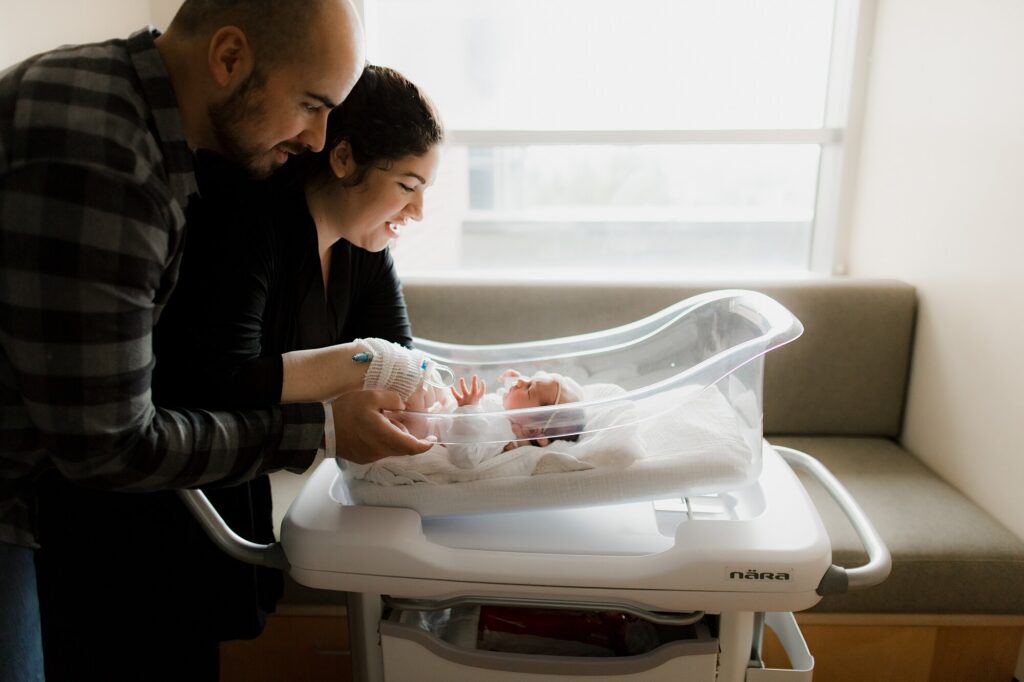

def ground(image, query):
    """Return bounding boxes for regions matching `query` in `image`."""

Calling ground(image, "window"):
[361,0,871,279]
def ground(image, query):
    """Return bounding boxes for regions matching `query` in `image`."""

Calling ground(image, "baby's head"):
[502,371,586,444]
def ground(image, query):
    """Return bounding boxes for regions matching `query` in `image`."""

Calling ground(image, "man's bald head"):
[160,0,364,176]
[168,0,359,69]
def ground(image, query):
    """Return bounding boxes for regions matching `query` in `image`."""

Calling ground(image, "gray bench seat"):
[773,435,1024,614]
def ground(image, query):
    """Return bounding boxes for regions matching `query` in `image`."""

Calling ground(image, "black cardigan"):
[154,151,413,408]
[35,152,413,657]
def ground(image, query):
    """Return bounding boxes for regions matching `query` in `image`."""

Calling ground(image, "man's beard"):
[208,70,279,178]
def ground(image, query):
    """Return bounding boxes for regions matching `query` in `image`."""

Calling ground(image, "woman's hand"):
[330,390,433,464]
[391,381,445,441]
[451,375,485,407]
[406,381,448,412]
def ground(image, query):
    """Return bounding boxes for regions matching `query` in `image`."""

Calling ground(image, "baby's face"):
[501,375,562,410]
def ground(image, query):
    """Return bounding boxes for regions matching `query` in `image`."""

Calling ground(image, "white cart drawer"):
[380,606,718,681]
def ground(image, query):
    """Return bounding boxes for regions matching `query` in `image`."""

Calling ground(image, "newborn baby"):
[403,369,587,469]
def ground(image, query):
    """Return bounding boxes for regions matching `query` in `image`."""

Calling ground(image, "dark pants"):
[33,472,280,682]
[0,542,44,682]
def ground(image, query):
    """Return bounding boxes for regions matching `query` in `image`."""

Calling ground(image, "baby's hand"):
[451,375,486,407]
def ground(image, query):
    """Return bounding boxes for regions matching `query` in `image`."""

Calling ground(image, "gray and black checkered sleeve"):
[0,160,323,492]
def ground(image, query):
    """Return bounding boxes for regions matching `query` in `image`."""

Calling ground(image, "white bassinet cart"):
[181,290,890,681]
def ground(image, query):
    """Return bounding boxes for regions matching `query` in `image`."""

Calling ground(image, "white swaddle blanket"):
[342,379,759,515]
[346,384,641,486]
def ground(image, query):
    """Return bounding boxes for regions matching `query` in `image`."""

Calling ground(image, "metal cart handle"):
[177,489,289,570]
[773,445,892,595]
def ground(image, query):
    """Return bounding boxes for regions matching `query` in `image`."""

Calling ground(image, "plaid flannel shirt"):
[0,29,324,548]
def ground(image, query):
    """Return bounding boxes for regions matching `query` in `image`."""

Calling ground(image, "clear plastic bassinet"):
[338,289,803,516]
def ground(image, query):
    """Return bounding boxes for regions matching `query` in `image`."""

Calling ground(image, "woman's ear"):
[207,26,254,89]
[329,140,356,180]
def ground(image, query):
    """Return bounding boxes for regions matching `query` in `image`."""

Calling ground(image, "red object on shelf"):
[477,606,643,656]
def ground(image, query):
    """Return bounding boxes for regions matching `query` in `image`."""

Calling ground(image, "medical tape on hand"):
[356,338,427,401]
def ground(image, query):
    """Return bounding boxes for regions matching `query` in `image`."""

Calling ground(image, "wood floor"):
[220,606,352,682]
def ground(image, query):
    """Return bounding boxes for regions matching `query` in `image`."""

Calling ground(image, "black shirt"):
[154,151,412,409]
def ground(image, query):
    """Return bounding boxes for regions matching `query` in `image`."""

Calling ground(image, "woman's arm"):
[277,244,422,404]
[279,341,371,403]
[281,336,438,404]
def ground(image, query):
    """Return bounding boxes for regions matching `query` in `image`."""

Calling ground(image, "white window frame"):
[355,0,877,278]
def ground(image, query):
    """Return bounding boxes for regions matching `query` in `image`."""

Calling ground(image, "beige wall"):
[148,0,184,31]
[0,1,153,69]
[846,0,1024,540]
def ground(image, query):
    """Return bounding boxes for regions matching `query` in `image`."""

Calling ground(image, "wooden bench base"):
[764,614,1024,682]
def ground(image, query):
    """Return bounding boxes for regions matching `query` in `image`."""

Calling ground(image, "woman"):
[34,65,443,681]
[155,64,443,409]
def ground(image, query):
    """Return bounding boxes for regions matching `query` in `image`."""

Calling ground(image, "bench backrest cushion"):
[403,279,916,437]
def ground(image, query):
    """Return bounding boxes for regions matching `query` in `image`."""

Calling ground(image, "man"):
[0,2,430,679]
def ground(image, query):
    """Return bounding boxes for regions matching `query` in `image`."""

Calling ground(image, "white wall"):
[0,1,154,69]
[847,0,1024,540]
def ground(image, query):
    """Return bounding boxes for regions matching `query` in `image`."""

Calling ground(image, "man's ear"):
[207,26,254,89]
[329,140,356,180]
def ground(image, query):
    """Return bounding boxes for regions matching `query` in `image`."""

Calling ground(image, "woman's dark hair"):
[284,64,444,188]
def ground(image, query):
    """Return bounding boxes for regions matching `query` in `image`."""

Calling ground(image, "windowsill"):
[396,268,831,287]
